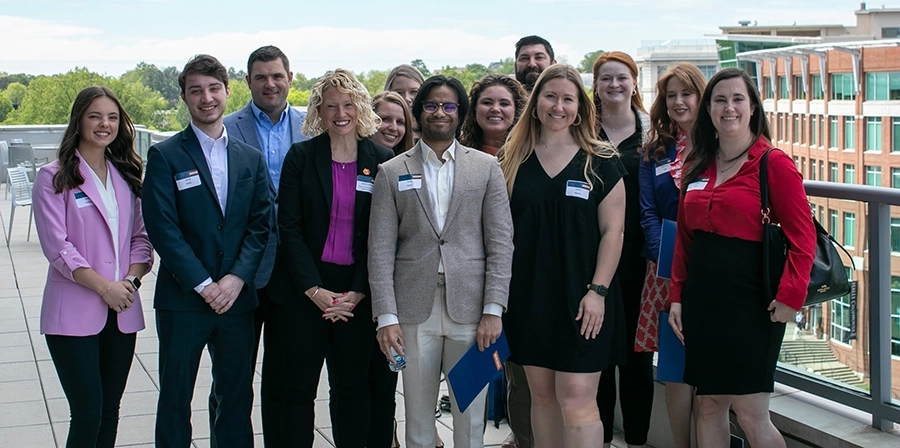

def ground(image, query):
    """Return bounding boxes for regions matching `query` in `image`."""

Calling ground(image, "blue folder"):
[656,311,686,383]
[447,330,511,413]
[656,219,677,279]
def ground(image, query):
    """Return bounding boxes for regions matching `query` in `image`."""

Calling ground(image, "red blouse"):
[669,136,816,310]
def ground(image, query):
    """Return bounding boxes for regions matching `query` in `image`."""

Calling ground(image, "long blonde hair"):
[500,64,617,195]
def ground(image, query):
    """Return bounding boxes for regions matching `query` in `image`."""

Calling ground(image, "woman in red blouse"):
[667,68,815,448]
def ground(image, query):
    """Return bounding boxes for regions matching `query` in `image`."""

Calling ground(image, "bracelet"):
[587,283,609,297]
[310,287,320,299]
[101,282,112,298]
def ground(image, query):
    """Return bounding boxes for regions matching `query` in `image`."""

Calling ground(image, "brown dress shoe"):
[501,432,517,447]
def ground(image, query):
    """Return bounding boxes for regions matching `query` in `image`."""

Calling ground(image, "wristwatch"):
[125,275,142,291]
[587,283,609,297]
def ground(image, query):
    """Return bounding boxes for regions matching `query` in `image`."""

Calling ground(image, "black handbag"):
[760,148,854,307]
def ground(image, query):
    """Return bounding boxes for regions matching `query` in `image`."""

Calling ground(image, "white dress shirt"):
[376,141,501,330]
[190,123,229,293]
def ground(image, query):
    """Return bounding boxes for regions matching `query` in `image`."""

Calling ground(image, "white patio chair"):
[5,167,34,246]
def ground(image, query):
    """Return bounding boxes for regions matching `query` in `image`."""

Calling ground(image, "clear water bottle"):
[387,347,406,372]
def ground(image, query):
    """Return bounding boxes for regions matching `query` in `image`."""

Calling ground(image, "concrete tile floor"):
[0,190,631,447]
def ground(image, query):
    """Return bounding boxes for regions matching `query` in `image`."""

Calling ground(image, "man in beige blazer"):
[369,75,514,448]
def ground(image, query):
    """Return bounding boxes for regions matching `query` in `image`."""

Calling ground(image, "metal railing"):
[775,180,900,430]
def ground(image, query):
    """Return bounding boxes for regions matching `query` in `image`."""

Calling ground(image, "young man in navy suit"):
[143,54,271,448]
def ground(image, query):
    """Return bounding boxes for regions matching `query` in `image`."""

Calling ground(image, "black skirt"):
[681,231,785,395]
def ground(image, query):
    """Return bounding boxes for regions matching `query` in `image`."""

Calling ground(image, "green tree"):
[579,50,605,73]
[489,57,515,75]
[4,68,167,128]
[292,73,318,91]
[122,62,181,108]
[357,70,389,96]
[225,81,251,115]
[0,72,35,90]
[0,92,12,123]
[228,67,247,82]
[5,82,27,109]
[287,88,310,106]
[410,59,431,78]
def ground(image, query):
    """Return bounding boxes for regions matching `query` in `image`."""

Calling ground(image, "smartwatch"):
[587,283,609,297]
[126,275,142,291]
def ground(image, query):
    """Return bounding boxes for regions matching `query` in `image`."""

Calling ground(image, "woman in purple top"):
[266,69,394,447]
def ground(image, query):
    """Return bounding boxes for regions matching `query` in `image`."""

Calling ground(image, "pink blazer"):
[32,154,153,336]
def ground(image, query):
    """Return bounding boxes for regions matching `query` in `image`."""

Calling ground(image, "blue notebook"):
[447,330,511,413]
[656,219,677,279]
[656,311,686,383]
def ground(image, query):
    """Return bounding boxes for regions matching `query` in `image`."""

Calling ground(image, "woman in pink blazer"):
[32,86,152,448]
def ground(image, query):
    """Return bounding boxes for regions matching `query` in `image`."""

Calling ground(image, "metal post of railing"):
[868,201,891,430]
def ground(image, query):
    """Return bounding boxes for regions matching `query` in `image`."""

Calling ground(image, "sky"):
[0,0,870,78]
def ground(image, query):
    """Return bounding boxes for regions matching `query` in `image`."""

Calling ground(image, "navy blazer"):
[142,126,272,314]
[638,141,680,262]
[224,102,308,288]
[266,133,393,306]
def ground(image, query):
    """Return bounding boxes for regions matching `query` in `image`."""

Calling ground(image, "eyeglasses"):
[422,101,458,114]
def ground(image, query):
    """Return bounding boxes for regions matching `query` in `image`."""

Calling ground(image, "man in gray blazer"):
[222,45,307,445]
[369,75,514,448]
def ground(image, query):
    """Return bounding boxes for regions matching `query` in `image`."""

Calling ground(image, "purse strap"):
[759,148,857,271]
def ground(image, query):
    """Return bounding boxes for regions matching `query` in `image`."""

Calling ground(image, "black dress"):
[504,151,627,373]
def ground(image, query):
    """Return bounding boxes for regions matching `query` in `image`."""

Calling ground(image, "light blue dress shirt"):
[250,102,291,192]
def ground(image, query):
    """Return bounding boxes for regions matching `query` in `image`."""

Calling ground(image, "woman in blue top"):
[638,62,706,448]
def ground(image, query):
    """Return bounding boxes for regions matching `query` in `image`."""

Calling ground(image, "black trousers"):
[208,288,282,446]
[597,351,655,445]
[365,337,399,448]
[46,309,136,448]
[155,309,255,448]
[270,262,375,448]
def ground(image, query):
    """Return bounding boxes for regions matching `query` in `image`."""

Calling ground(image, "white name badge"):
[655,158,673,176]
[398,173,422,192]
[74,191,94,208]
[356,175,374,194]
[175,170,202,191]
[565,180,591,200]
[686,178,709,192]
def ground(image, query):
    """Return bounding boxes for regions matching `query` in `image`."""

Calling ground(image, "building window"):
[831,286,853,344]
[775,114,784,142]
[763,76,774,99]
[892,219,900,254]
[811,160,817,180]
[893,118,900,153]
[793,156,800,170]
[779,76,790,99]
[867,117,882,152]
[843,212,855,248]
[793,115,800,143]
[811,115,819,146]
[820,161,825,182]
[866,166,882,186]
[844,117,855,149]
[697,65,717,79]
[830,116,839,148]
[829,209,838,234]
[830,162,839,182]
[891,276,900,357]
[884,27,900,38]
[793,75,807,100]
[801,158,806,177]
[800,115,806,145]
[894,168,900,188]
[812,74,824,100]
[844,164,855,184]
[819,205,825,223]
[831,73,856,101]
[865,72,900,100]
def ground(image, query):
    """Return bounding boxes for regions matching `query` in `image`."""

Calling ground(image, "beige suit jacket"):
[368,141,514,325]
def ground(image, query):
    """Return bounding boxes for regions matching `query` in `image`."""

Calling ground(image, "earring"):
[571,114,582,126]
[532,108,538,119]
[632,89,637,97]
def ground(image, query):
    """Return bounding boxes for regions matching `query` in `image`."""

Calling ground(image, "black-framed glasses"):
[422,101,458,114]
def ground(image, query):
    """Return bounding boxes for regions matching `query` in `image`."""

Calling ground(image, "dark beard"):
[516,67,541,91]
[421,125,456,143]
